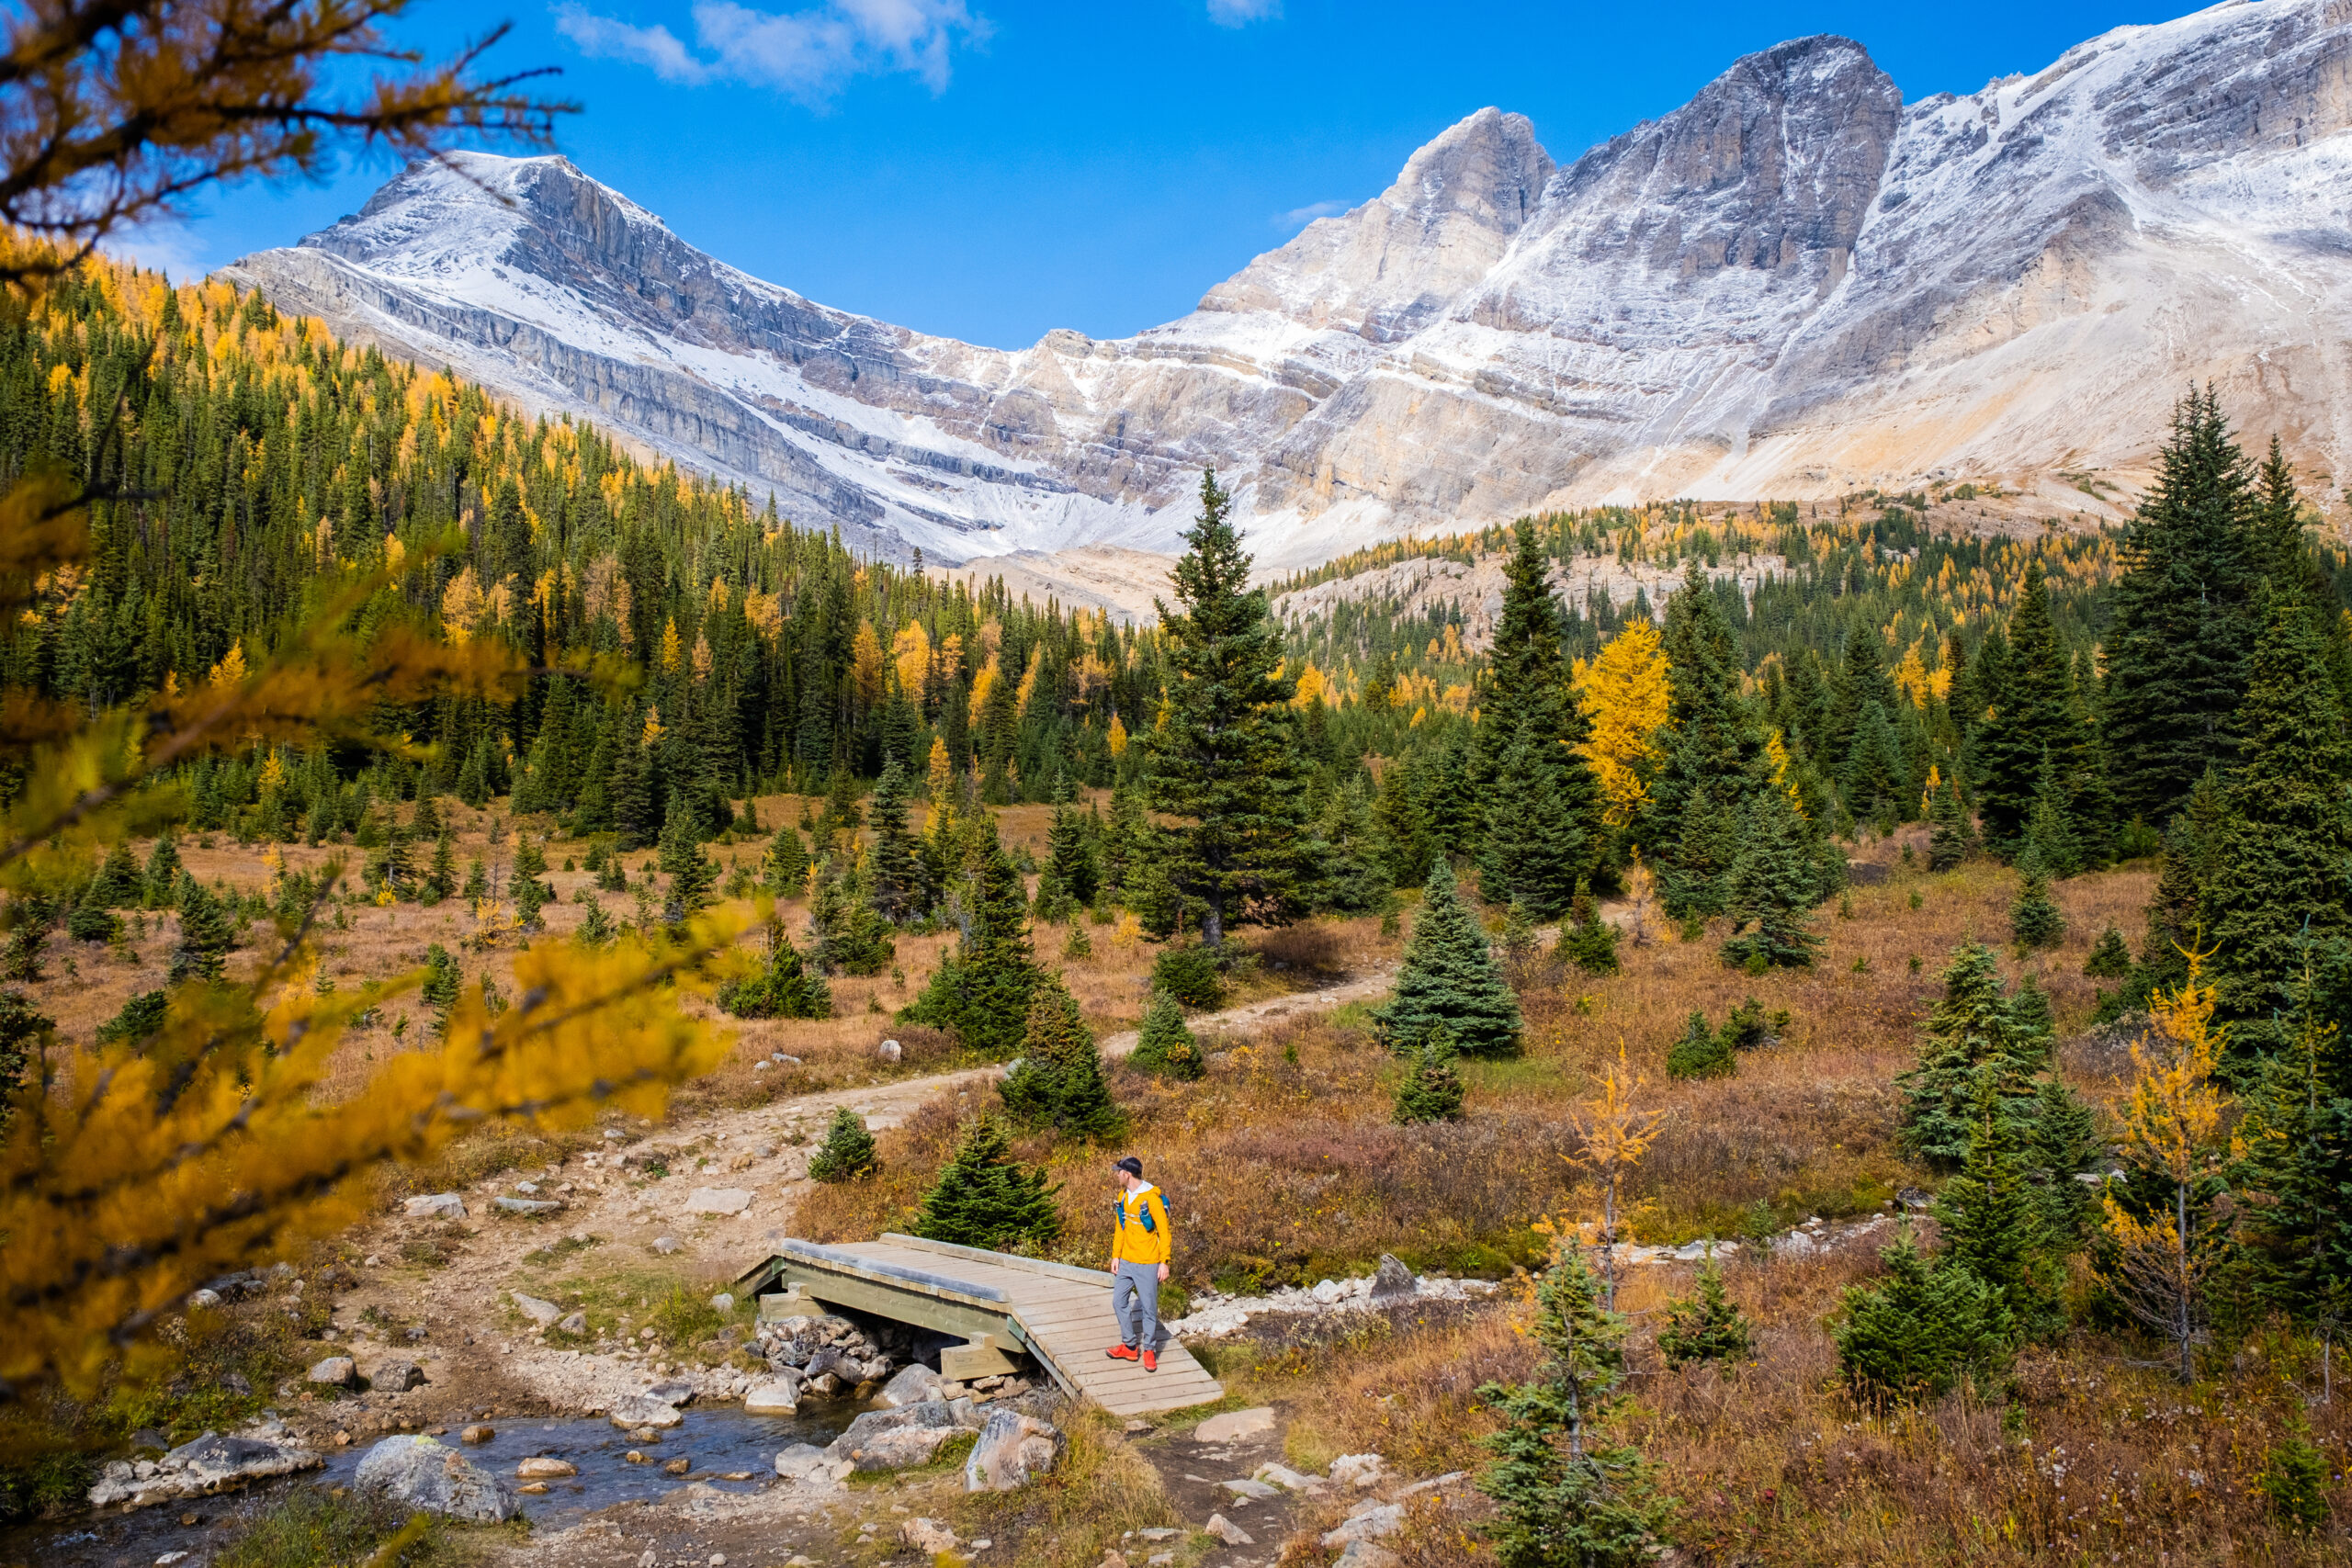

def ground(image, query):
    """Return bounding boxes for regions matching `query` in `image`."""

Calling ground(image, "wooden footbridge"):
[736,1234,1223,1418]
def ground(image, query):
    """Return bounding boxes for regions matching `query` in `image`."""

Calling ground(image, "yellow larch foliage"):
[256,750,287,795]
[1574,619,1671,828]
[641,705,663,747]
[1293,661,1329,707]
[1764,729,1805,816]
[690,632,715,683]
[1012,643,1044,715]
[926,735,955,802]
[851,621,886,706]
[741,587,783,641]
[1107,713,1128,758]
[969,654,1001,714]
[892,622,932,694]
[658,617,683,673]
[209,640,248,688]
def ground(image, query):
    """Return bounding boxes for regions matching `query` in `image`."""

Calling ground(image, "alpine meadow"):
[3,2,2352,1567]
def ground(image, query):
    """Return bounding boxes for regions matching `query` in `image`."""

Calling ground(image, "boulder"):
[354,1435,519,1522]
[494,1197,562,1215]
[774,1442,852,1484]
[685,1188,753,1216]
[1367,1254,1416,1302]
[458,1426,493,1444]
[87,1430,322,1509]
[1194,1407,1276,1444]
[1220,1477,1281,1500]
[1204,1514,1254,1546]
[1334,1542,1401,1568]
[1310,1278,1346,1304]
[825,1399,981,1472]
[645,1378,696,1405]
[1322,1502,1405,1549]
[516,1456,578,1478]
[877,1039,902,1063]
[900,1518,959,1555]
[1329,1452,1386,1489]
[511,1292,562,1328]
[402,1193,466,1220]
[874,1363,945,1408]
[556,1312,587,1335]
[607,1395,684,1429]
[651,1235,683,1255]
[708,1292,736,1313]
[1252,1462,1320,1492]
[963,1407,1062,1492]
[370,1359,426,1392]
[743,1375,802,1416]
[306,1356,356,1388]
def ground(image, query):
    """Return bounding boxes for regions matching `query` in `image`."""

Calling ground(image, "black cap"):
[1114,1156,1143,1178]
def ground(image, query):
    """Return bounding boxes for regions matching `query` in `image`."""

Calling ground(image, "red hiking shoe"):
[1142,1348,1159,1372]
[1105,1344,1139,1361]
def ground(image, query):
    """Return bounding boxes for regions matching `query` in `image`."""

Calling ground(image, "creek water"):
[0,1402,860,1568]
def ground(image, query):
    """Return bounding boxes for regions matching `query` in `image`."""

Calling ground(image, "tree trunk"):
[1203,891,1224,948]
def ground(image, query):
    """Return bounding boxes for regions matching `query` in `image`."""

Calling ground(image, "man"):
[1106,1154,1171,1372]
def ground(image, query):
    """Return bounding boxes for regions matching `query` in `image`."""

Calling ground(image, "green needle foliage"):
[1478,1250,1674,1568]
[716,922,831,1020]
[2256,1424,2332,1532]
[1657,1247,1754,1368]
[2082,923,2133,979]
[911,1112,1062,1252]
[1832,1227,2014,1405]
[1665,1010,1736,1080]
[1934,1078,2062,1339]
[1129,989,1204,1080]
[1897,941,2046,1171]
[167,877,234,984]
[807,1107,878,1184]
[1717,784,1826,971]
[1374,858,1522,1058]
[1927,779,1973,871]
[903,822,1040,1057]
[2008,848,2065,951]
[1000,974,1125,1141]
[1557,879,1621,976]
[1393,1026,1466,1124]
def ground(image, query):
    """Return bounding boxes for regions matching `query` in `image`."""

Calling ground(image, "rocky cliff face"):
[222,0,2352,567]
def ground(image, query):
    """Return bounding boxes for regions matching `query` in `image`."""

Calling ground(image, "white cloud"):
[1274,198,1347,230]
[554,0,983,98]
[107,220,211,282]
[1207,0,1281,26]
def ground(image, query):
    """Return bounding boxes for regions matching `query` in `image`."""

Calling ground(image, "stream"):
[0,1403,860,1568]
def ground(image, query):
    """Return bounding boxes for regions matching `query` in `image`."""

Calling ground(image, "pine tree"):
[1129,988,1204,1080]
[1927,778,1972,871]
[1974,563,2087,853]
[902,822,1039,1057]
[1832,1228,2013,1404]
[807,1106,878,1182]
[1717,784,1826,971]
[1393,1025,1466,1123]
[1935,1077,2059,1338]
[141,834,184,908]
[1645,566,1774,919]
[1035,795,1098,922]
[423,829,457,905]
[2025,1077,2105,1248]
[808,859,895,976]
[910,1112,1062,1250]
[1478,722,1591,919]
[168,878,234,984]
[717,921,831,1020]
[2103,387,2262,822]
[765,823,810,899]
[1477,1250,1672,1568]
[419,942,463,1036]
[1557,879,1621,976]
[89,840,144,908]
[1897,942,2041,1170]
[2199,593,2352,1033]
[2083,923,2132,979]
[866,759,924,922]
[1657,1247,1754,1368]
[1143,469,1313,946]
[2020,750,2085,879]
[610,728,657,851]
[1000,974,1125,1140]
[2007,848,2064,953]
[1665,1010,1736,1080]
[658,792,718,927]
[1372,859,1522,1057]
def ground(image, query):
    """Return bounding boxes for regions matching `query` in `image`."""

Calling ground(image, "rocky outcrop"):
[221,1,2352,568]
[354,1435,520,1521]
[88,1429,322,1508]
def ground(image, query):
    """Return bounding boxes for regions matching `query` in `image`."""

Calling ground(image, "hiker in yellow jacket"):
[1106,1154,1171,1372]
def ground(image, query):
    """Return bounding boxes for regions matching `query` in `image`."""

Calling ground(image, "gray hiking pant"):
[1112,1260,1161,1350]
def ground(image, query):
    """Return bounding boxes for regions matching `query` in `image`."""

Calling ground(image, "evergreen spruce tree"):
[1645,566,1775,918]
[1717,784,1826,971]
[2103,387,2262,822]
[1832,1228,2013,1404]
[1927,778,1972,871]
[1477,1251,1673,1568]
[865,760,925,922]
[1372,859,1522,1057]
[1035,795,1099,922]
[1129,988,1204,1080]
[1897,942,2041,1170]
[423,829,456,905]
[419,942,463,1036]
[1973,564,2087,853]
[1000,974,1125,1140]
[1142,469,1312,947]
[1393,1025,1467,1124]
[1934,1077,2060,1339]
[717,921,831,1020]
[1479,723,1591,919]
[1666,1010,1736,1080]
[89,841,143,908]
[765,824,810,899]
[2008,847,2064,951]
[910,1112,1062,1250]
[1557,879,1621,976]
[808,859,895,976]
[902,823,1040,1057]
[610,728,657,851]
[807,1106,878,1183]
[1302,777,1389,914]
[2199,593,2352,1034]
[141,834,183,908]
[658,793,718,927]
[2084,923,2133,979]
[2025,1077,2105,1248]
[168,878,234,984]
[2020,750,2085,879]
[1657,1247,1755,1368]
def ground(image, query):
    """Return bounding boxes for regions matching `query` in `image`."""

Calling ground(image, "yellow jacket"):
[1111,1182,1172,1268]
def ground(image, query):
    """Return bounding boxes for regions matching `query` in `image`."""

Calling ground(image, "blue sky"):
[138,0,2224,348]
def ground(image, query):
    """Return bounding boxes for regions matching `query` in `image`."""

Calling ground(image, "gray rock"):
[876,1039,902,1063]
[187,1289,222,1310]
[645,1378,695,1405]
[87,1430,322,1508]
[651,1235,683,1256]
[825,1399,981,1471]
[1323,1502,1406,1549]
[1368,1254,1416,1302]
[684,1187,752,1215]
[607,1395,684,1429]
[963,1407,1061,1492]
[1334,1541,1401,1568]
[774,1442,851,1484]
[1204,1514,1254,1547]
[305,1356,356,1388]
[556,1312,587,1334]
[370,1359,426,1392]
[354,1434,519,1522]
[743,1375,802,1415]
[494,1196,561,1214]
[1195,1407,1276,1444]
[707,1292,735,1313]
[1329,1452,1386,1489]
[402,1193,466,1220]
[1220,1477,1282,1500]
[511,1292,562,1328]
[874,1363,944,1408]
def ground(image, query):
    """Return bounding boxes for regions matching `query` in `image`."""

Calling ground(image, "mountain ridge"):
[222,0,2352,567]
